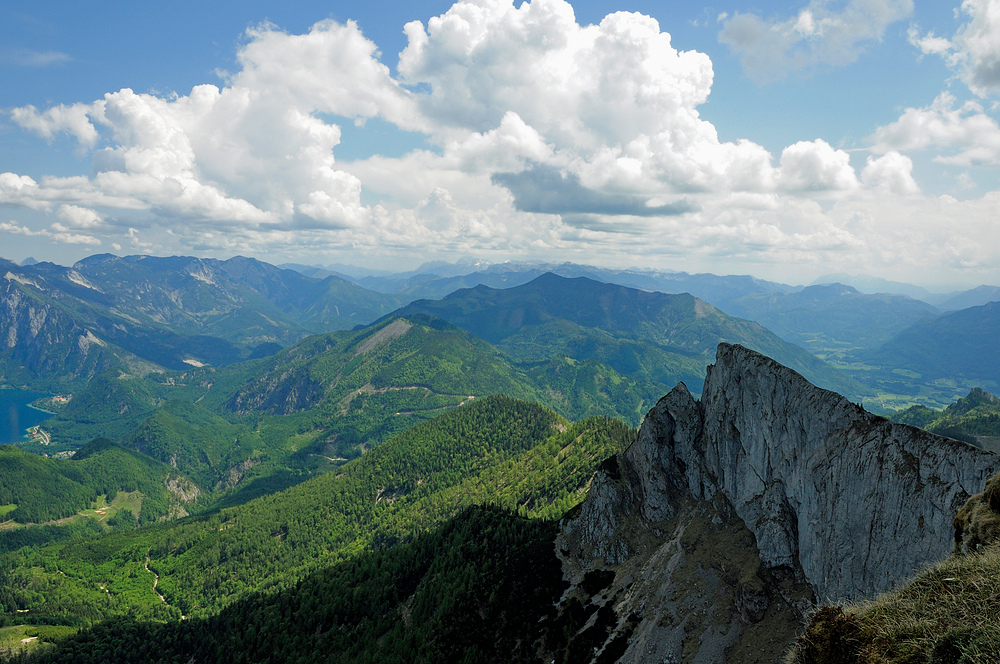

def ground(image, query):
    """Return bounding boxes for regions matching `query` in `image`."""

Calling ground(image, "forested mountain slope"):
[0,397,632,625]
[13,345,995,663]
[41,315,661,462]
[388,272,867,397]
[18,507,569,664]
[891,387,1000,451]
[0,441,194,525]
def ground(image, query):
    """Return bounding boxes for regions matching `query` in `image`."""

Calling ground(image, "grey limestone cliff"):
[557,343,998,663]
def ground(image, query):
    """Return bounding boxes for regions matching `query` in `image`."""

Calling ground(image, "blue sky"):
[2,0,999,288]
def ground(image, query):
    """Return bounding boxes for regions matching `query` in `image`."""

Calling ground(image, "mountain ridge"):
[385,272,869,399]
[0,254,404,391]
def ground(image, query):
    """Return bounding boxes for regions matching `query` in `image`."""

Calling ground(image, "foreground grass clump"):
[788,472,1000,664]
[790,545,1000,663]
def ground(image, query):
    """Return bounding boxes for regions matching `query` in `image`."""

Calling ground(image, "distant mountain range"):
[291,258,1000,310]
[2,263,877,512]
[858,301,1000,394]
[723,283,939,354]
[813,272,1000,310]
[6,250,1000,418]
[9,251,1000,408]
[0,254,402,390]
[282,257,1000,403]
[281,259,999,361]
[4,253,1000,662]
[384,273,868,398]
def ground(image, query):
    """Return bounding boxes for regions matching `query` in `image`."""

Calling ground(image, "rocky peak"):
[558,343,998,663]
[703,344,997,599]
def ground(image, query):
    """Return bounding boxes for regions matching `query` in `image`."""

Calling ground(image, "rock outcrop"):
[558,343,998,663]
[1,268,119,387]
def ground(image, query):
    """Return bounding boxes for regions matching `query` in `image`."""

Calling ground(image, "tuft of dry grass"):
[851,543,1000,663]
[789,471,1000,664]
[788,543,1000,663]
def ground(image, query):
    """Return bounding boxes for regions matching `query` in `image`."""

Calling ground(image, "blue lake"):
[0,389,52,445]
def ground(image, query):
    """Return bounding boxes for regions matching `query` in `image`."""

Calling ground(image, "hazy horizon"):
[7,249,993,294]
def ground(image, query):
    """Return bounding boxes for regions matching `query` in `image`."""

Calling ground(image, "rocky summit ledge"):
[558,343,998,664]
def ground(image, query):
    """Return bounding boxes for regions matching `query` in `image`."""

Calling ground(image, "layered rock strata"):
[558,343,998,663]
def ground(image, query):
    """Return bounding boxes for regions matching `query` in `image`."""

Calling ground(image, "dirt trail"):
[145,550,168,605]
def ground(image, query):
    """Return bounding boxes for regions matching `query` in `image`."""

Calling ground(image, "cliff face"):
[558,343,998,663]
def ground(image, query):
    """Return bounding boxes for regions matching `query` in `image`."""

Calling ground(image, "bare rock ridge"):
[558,343,998,663]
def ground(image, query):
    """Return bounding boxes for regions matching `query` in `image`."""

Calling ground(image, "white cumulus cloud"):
[398,0,784,198]
[954,0,1000,96]
[778,140,859,193]
[860,152,920,195]
[56,205,104,230]
[869,92,1000,166]
[909,0,1000,97]
[3,19,417,234]
[9,103,102,148]
[14,0,987,281]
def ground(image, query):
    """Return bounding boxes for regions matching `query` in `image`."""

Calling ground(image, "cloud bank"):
[1,0,998,285]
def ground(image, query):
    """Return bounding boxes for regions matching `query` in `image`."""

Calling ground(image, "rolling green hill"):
[210,315,662,453]
[0,440,196,526]
[37,375,164,451]
[859,302,1000,393]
